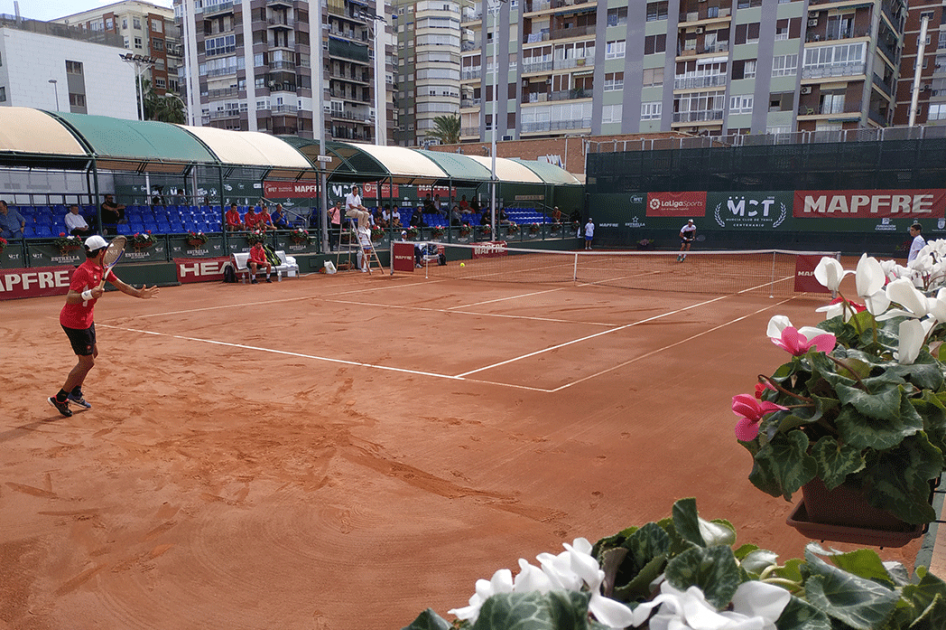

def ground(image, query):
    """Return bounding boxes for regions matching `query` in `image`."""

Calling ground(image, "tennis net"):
[408,242,839,297]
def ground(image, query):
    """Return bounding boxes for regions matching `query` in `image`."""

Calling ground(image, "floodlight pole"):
[489,0,506,240]
[909,15,931,127]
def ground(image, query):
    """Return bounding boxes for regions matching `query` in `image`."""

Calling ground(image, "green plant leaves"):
[664,545,741,610]
[860,432,943,524]
[672,497,735,548]
[802,550,899,629]
[751,430,817,500]
[471,591,597,630]
[400,608,453,630]
[809,436,865,490]
[774,596,832,630]
[834,389,924,450]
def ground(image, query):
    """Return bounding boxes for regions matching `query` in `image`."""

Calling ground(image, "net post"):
[770,251,776,299]
[573,252,578,282]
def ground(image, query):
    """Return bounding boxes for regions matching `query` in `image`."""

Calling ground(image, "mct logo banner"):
[709,192,791,229]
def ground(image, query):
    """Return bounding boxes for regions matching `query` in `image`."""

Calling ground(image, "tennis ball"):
[460,262,465,267]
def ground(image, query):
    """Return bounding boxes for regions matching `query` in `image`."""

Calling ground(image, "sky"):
[3,0,172,22]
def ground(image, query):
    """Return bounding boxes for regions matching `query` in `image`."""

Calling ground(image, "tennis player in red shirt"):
[47,235,160,417]
[247,241,273,284]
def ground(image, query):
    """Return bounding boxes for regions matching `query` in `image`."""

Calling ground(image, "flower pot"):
[786,478,925,547]
[187,239,206,247]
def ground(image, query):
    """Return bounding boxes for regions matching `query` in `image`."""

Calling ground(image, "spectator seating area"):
[8,204,555,239]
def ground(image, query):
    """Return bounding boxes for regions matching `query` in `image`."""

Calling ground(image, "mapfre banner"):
[174,256,232,284]
[471,241,508,258]
[646,192,707,217]
[392,242,415,272]
[263,181,321,198]
[793,254,831,294]
[0,266,74,301]
[793,189,946,218]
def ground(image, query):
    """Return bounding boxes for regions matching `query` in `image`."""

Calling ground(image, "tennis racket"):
[96,236,126,289]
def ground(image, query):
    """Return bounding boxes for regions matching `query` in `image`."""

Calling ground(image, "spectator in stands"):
[389,207,402,230]
[100,195,126,235]
[150,186,166,207]
[65,204,93,237]
[258,205,275,231]
[0,200,26,240]
[470,196,481,213]
[434,194,447,216]
[329,200,342,251]
[498,208,510,225]
[410,205,427,228]
[551,206,562,223]
[244,206,262,231]
[247,241,273,283]
[422,194,436,215]
[451,205,463,227]
[271,204,290,229]
[378,204,392,229]
[225,203,243,231]
[459,195,470,212]
[479,209,491,226]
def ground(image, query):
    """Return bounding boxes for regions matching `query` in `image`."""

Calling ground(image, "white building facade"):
[0,25,138,119]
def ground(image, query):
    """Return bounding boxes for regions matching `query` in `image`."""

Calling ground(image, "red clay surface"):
[0,266,922,630]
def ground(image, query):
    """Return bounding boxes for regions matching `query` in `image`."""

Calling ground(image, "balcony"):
[461,40,478,52]
[548,88,591,101]
[461,98,481,108]
[268,16,294,28]
[209,109,242,120]
[872,73,894,98]
[521,118,592,133]
[269,60,296,71]
[206,86,242,99]
[554,57,591,70]
[679,7,732,24]
[801,63,866,80]
[204,1,234,16]
[331,109,373,122]
[272,105,299,115]
[672,110,724,124]
[674,75,727,91]
[549,24,596,40]
[461,126,479,136]
[521,60,553,74]
[461,68,482,80]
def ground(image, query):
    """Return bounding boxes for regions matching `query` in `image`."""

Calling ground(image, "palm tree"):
[426,114,461,145]
[152,94,187,124]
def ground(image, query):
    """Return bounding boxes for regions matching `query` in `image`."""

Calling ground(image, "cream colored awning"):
[347,143,447,183]
[464,155,545,183]
[0,107,87,157]
[179,126,316,179]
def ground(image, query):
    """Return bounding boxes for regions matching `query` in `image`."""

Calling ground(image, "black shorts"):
[62,323,96,356]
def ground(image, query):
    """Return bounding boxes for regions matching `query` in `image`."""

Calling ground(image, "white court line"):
[448,287,565,310]
[99,325,463,381]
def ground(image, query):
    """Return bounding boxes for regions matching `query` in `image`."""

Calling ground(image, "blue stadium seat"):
[35,225,52,238]
[117,224,132,235]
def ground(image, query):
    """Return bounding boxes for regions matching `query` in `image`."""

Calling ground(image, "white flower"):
[897,319,925,365]
[814,257,849,292]
[630,580,789,630]
[854,254,885,300]
[766,315,826,346]
[877,278,931,321]
[447,568,513,621]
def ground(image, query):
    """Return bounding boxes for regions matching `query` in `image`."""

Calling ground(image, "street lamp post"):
[119,53,156,121]
[489,0,507,240]
[48,79,59,111]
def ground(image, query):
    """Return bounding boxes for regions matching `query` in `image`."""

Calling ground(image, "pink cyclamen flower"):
[733,394,788,441]
[754,381,775,400]
[770,326,836,357]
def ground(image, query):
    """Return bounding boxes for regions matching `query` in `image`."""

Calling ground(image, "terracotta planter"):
[786,478,925,547]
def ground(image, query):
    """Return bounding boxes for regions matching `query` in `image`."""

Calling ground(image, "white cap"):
[84,235,108,251]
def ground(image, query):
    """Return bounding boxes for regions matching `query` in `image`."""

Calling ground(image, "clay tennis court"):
[0,255,925,630]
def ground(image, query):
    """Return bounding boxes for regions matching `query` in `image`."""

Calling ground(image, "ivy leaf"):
[471,591,593,630]
[913,390,946,455]
[860,432,943,525]
[664,545,740,610]
[809,436,865,490]
[834,382,902,421]
[888,353,945,391]
[400,609,453,630]
[608,522,670,602]
[816,548,897,588]
[802,551,899,630]
[834,391,924,450]
[899,568,946,630]
[750,430,817,500]
[774,595,832,630]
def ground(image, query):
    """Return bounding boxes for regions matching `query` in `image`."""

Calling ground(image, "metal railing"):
[673,75,727,90]
[521,118,591,133]
[672,109,724,123]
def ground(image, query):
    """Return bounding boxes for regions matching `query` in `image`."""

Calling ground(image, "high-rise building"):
[54,1,182,98]
[173,0,395,141]
[396,0,907,144]
[0,15,138,119]
[894,1,946,126]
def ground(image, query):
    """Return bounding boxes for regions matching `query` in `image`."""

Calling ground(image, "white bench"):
[231,250,298,283]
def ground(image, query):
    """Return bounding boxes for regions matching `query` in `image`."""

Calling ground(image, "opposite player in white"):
[908,223,925,263]
[584,217,594,250]
[678,220,696,262]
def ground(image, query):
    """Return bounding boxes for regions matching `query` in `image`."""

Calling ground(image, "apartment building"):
[54,1,182,97]
[396,0,906,144]
[0,16,138,119]
[173,0,395,141]
[393,0,463,146]
[894,1,946,126]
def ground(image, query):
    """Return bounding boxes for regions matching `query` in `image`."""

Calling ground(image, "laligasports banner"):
[646,192,707,217]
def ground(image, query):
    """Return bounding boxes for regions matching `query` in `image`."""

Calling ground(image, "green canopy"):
[512,159,583,186]
[49,112,217,174]
[416,149,494,181]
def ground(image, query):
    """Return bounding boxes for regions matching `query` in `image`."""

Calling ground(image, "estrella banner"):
[793,190,946,219]
[646,192,707,217]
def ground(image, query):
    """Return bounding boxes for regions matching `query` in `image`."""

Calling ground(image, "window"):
[605,40,626,60]
[644,34,667,55]
[105,18,113,30]
[152,38,164,51]
[729,95,753,114]
[821,92,844,114]
[602,104,622,123]
[133,17,141,29]
[930,104,946,121]
[134,36,143,49]
[642,67,664,86]
[604,72,624,91]
[69,93,86,107]
[645,2,668,22]
[0,87,5,102]
[772,54,798,77]
[122,18,127,29]
[744,60,757,79]
[155,77,166,89]
[206,35,235,56]
[66,60,83,75]
[152,19,163,33]
[641,101,662,120]
[734,23,761,46]
[803,42,866,71]
[607,7,627,27]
